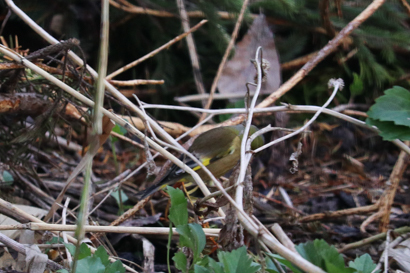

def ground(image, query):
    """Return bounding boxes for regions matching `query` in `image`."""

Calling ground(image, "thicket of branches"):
[0,0,409,273]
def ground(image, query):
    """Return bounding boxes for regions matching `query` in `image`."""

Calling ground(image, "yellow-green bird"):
[135,124,264,200]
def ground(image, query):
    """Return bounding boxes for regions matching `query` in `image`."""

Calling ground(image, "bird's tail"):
[136,175,189,200]
[135,183,166,200]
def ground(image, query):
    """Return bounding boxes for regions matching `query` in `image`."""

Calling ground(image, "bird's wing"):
[159,127,241,181]
[189,126,239,158]
[165,127,239,177]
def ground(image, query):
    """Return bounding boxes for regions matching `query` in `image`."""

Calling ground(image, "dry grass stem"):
[0,223,220,237]
[108,79,164,86]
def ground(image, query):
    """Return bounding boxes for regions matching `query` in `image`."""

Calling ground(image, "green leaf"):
[217,246,260,273]
[266,253,303,273]
[111,189,129,207]
[367,86,410,126]
[208,257,224,273]
[194,265,212,273]
[57,269,69,273]
[112,124,127,135]
[366,118,410,140]
[76,256,106,273]
[111,124,127,143]
[218,101,244,122]
[168,187,188,226]
[325,260,354,273]
[296,241,323,267]
[78,243,92,260]
[296,239,354,273]
[2,171,13,183]
[349,73,364,97]
[195,256,224,273]
[105,260,126,273]
[348,254,379,273]
[173,251,188,273]
[48,237,64,244]
[63,243,76,256]
[177,223,206,262]
[94,246,110,266]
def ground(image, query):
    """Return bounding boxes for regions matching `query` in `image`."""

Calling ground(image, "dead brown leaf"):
[217,14,281,99]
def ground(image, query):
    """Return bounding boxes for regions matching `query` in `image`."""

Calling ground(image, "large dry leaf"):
[218,14,281,98]
[0,251,16,269]
[16,231,48,273]
[0,205,47,239]
[25,245,48,273]
[389,237,410,272]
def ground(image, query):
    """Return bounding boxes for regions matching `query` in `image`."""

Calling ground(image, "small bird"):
[136,124,264,200]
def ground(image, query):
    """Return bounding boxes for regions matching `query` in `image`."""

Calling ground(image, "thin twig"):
[141,103,410,154]
[200,0,250,122]
[235,47,264,213]
[254,79,344,153]
[109,0,240,20]
[338,226,410,253]
[399,0,410,15]
[62,198,72,267]
[176,0,206,105]
[175,90,272,102]
[378,141,409,232]
[106,20,207,79]
[0,222,220,236]
[108,79,164,86]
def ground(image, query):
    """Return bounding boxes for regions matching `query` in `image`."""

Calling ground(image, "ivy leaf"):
[296,239,354,273]
[348,254,379,273]
[266,254,302,273]
[63,243,76,256]
[366,118,410,140]
[194,256,224,273]
[194,265,211,273]
[296,241,323,267]
[217,246,260,273]
[76,256,105,273]
[367,86,410,126]
[208,258,224,273]
[94,246,110,266]
[105,260,126,273]
[78,243,92,260]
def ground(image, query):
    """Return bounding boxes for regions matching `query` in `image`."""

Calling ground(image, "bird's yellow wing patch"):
[192,157,211,171]
[191,147,235,172]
